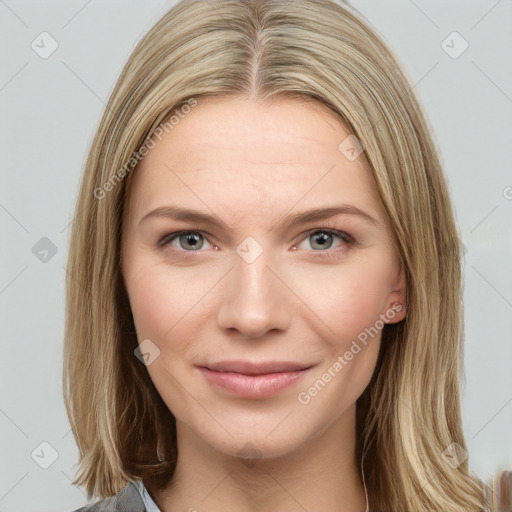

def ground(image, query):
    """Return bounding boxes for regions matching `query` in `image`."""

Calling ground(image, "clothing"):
[133,479,162,512]
[71,480,161,512]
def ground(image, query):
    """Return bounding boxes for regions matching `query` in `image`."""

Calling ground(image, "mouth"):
[198,360,315,399]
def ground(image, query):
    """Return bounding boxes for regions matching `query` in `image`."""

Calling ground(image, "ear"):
[383,258,406,324]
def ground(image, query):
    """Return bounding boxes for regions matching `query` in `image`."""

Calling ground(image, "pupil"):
[312,232,332,249]
[181,233,202,250]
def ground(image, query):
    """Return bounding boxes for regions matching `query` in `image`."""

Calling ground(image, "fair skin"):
[121,95,406,512]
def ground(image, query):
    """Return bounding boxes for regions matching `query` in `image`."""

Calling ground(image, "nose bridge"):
[216,240,291,338]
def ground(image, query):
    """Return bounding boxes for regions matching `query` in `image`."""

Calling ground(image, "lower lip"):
[199,367,311,399]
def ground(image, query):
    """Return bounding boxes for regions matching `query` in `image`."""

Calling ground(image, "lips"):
[198,360,315,399]
[204,360,313,375]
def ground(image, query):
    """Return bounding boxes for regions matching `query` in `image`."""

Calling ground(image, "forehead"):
[125,95,380,226]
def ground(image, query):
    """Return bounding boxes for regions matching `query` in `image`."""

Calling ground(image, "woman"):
[63,0,491,510]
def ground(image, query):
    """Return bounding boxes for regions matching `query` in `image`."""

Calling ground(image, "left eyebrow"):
[273,205,379,232]
[138,204,379,231]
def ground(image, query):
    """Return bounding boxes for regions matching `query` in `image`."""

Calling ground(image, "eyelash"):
[157,224,356,259]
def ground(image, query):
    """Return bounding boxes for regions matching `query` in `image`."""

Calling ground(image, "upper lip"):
[202,360,314,376]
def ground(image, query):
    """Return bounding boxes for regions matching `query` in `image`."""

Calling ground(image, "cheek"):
[291,260,392,416]
[124,258,229,423]
[127,273,173,340]
[291,256,395,353]
[125,259,219,355]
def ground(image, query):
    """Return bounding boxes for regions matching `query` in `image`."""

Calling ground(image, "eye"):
[158,228,355,256]
[294,229,354,253]
[158,231,215,252]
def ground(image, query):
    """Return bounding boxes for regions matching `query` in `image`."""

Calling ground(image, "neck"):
[153,405,367,512]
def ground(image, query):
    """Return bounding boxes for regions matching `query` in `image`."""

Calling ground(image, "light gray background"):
[1,1,511,511]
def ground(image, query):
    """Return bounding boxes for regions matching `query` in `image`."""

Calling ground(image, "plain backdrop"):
[0,1,511,511]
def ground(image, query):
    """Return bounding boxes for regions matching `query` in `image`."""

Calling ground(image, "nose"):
[216,250,291,339]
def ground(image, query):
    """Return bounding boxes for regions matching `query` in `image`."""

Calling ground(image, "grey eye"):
[309,231,335,250]
[177,232,205,251]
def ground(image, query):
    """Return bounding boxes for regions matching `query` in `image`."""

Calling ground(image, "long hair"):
[62,1,490,509]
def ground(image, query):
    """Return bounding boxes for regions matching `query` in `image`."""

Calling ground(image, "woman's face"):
[121,95,405,460]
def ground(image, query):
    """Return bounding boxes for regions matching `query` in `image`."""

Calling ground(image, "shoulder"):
[71,481,147,512]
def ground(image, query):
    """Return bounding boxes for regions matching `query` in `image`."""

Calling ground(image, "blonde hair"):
[63,0,491,509]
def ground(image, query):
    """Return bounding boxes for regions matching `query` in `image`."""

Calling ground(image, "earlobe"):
[384,261,407,323]
[385,301,406,324]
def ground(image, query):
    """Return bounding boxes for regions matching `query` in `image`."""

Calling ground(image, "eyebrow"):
[139,204,378,232]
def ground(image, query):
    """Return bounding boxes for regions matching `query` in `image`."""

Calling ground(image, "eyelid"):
[300,222,355,243]
[157,230,216,250]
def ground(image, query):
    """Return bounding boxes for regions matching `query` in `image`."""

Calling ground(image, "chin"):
[179,404,341,465]
[205,430,307,463]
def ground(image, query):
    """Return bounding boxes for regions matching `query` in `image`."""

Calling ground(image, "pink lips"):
[198,360,314,399]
